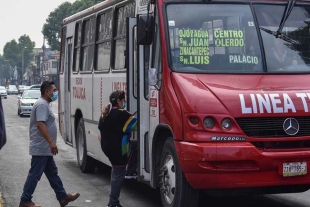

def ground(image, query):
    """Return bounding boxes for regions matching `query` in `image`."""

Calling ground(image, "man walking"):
[19,81,80,207]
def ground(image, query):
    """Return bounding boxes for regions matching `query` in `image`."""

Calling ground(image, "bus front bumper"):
[175,141,310,190]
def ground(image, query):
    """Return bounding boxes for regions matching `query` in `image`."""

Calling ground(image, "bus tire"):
[159,137,199,207]
[76,118,96,173]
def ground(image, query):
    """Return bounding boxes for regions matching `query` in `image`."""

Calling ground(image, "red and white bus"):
[59,0,310,206]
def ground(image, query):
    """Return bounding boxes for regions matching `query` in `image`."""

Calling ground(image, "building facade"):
[29,48,59,87]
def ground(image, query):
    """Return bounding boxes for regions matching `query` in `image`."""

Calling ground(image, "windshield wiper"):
[259,0,298,44]
[259,27,299,44]
[276,0,296,37]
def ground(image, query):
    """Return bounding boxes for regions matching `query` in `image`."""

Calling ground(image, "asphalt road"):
[1,95,310,207]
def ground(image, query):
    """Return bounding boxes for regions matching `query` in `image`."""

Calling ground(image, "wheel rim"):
[77,126,84,164]
[160,154,176,205]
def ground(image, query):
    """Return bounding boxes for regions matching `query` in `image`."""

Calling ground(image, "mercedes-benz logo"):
[283,118,299,135]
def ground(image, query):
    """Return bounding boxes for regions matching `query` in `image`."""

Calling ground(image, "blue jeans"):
[109,140,137,205]
[20,156,67,202]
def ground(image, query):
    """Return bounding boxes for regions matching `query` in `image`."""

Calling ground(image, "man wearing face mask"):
[98,90,138,207]
[19,81,80,207]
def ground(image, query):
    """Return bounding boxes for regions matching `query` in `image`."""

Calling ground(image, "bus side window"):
[60,27,66,74]
[73,23,81,72]
[96,11,112,71]
[81,17,95,71]
[113,3,135,70]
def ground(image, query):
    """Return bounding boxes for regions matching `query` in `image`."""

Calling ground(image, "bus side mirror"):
[137,15,154,45]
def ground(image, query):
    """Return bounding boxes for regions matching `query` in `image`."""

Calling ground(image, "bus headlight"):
[203,117,215,129]
[221,118,232,130]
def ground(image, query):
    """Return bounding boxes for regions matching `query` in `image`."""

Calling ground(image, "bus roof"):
[63,0,310,24]
[63,0,117,24]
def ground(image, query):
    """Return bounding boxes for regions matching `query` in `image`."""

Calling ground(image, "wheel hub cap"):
[160,155,176,204]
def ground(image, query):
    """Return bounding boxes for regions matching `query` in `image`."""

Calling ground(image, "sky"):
[0,0,75,55]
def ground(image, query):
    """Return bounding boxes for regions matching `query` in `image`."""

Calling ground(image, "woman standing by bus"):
[98,90,137,207]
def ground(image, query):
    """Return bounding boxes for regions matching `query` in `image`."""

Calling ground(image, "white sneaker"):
[125,173,137,179]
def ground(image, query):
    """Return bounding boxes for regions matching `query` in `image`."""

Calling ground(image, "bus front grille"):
[235,117,310,138]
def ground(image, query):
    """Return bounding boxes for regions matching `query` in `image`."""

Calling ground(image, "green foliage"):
[0,55,10,81]
[3,40,19,67]
[42,0,103,50]
[2,35,35,83]
[0,55,14,83]
[42,2,72,51]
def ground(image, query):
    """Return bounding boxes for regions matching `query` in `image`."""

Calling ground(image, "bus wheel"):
[159,138,199,207]
[76,118,96,173]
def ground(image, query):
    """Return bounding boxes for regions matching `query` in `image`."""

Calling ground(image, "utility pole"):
[22,49,24,85]
[21,47,27,85]
[42,38,45,82]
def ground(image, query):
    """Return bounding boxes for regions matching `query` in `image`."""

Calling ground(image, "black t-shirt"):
[98,108,137,166]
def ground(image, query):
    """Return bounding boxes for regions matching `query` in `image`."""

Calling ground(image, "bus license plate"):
[283,162,307,177]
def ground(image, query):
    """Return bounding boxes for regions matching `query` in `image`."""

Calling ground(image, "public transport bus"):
[59,0,310,206]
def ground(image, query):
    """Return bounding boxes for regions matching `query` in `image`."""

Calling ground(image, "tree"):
[18,35,36,77]
[0,55,9,85]
[0,54,3,76]
[3,40,19,68]
[42,0,103,50]
[2,35,35,84]
[7,65,16,85]
[42,2,73,51]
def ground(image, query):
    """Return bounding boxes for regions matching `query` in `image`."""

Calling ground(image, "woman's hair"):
[109,90,125,106]
[101,90,125,120]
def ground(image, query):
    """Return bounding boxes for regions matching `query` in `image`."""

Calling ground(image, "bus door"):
[64,38,73,144]
[127,17,151,182]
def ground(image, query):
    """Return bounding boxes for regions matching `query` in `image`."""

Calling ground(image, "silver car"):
[0,86,7,99]
[17,90,41,117]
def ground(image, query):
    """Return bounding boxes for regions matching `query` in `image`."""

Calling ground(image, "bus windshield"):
[254,4,310,72]
[166,3,310,73]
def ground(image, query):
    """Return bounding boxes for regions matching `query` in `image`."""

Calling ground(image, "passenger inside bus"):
[266,37,298,70]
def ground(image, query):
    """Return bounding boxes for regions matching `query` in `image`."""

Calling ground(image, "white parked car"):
[17,90,41,117]
[0,86,7,99]
[7,85,18,95]
[18,85,27,94]
[29,84,41,90]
